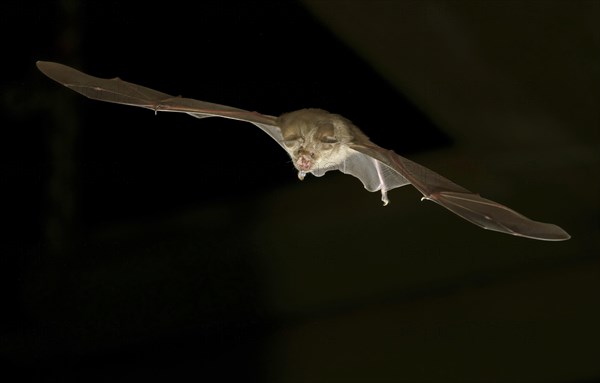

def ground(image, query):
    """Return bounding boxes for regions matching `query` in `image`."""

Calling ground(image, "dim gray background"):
[1,1,598,382]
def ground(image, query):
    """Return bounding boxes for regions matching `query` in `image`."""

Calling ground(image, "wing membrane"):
[350,142,570,241]
[36,61,282,142]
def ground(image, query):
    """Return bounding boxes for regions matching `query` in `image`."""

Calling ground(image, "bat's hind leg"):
[374,160,389,206]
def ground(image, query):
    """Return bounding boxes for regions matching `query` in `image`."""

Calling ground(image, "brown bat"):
[36,61,570,241]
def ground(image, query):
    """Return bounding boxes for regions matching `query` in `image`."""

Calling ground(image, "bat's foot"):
[381,190,389,206]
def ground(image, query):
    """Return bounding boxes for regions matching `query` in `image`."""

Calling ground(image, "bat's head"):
[278,109,354,179]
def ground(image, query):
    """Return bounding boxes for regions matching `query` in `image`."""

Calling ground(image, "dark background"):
[2,1,599,382]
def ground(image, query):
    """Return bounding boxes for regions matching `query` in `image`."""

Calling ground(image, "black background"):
[2,1,599,382]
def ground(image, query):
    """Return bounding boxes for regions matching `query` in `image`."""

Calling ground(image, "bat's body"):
[36,61,570,241]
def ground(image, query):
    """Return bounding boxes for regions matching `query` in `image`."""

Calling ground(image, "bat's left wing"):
[36,61,285,147]
[347,141,570,241]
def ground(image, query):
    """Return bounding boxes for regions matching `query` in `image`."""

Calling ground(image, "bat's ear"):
[315,120,334,134]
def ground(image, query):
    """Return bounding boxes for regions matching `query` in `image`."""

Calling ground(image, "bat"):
[36,61,570,241]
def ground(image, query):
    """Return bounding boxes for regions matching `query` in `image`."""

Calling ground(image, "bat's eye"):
[283,135,303,148]
[319,136,338,144]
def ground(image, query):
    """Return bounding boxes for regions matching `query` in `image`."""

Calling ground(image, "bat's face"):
[278,109,354,180]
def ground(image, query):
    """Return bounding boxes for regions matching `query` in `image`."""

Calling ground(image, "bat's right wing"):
[36,61,285,147]
[348,141,570,241]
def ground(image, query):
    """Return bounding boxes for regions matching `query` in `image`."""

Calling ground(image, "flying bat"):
[36,61,570,241]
